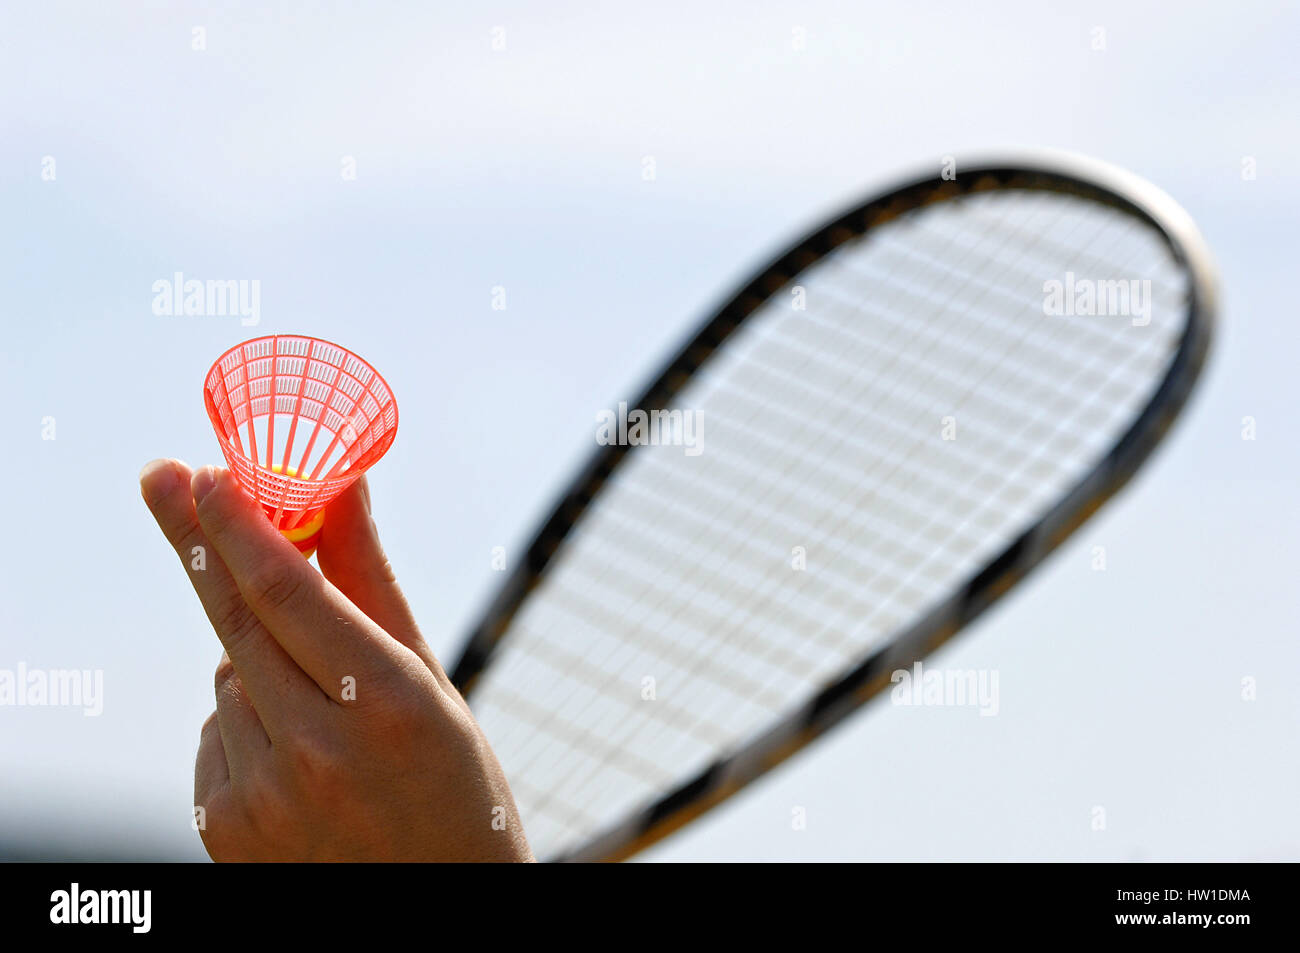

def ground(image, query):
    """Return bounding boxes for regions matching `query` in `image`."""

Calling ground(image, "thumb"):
[315,476,430,661]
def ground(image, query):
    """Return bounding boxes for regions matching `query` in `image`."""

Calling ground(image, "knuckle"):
[214,669,244,709]
[213,596,263,659]
[282,732,341,783]
[364,679,439,744]
[365,659,428,717]
[245,560,305,615]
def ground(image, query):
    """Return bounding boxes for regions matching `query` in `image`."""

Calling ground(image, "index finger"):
[190,465,418,697]
[139,458,326,734]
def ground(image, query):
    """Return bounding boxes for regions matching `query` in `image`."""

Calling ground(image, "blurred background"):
[0,1,1296,861]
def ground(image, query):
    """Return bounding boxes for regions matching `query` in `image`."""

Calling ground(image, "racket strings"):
[801,262,1169,420]
[527,223,1170,842]
[628,217,1178,745]
[510,198,1102,728]
[543,231,1178,828]
[571,466,973,646]
[958,199,1186,303]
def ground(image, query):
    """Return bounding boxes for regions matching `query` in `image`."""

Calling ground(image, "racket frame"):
[449,150,1217,862]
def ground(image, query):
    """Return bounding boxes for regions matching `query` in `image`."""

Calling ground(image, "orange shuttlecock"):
[203,335,398,559]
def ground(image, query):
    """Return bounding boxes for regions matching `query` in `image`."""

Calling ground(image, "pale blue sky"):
[0,1,1296,860]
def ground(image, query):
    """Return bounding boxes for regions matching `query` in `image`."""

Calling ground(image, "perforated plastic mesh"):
[203,335,398,529]
[466,188,1192,860]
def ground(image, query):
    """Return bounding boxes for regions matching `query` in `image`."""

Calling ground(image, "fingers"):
[214,651,270,780]
[191,465,412,697]
[139,458,325,736]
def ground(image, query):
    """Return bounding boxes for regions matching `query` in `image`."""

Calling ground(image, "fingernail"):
[139,459,179,504]
[192,465,220,505]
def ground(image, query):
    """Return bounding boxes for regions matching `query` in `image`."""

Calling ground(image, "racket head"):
[452,151,1216,861]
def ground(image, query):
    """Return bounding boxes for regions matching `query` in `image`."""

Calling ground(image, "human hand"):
[139,459,533,862]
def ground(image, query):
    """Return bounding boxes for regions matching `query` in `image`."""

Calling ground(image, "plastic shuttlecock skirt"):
[203,335,398,559]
